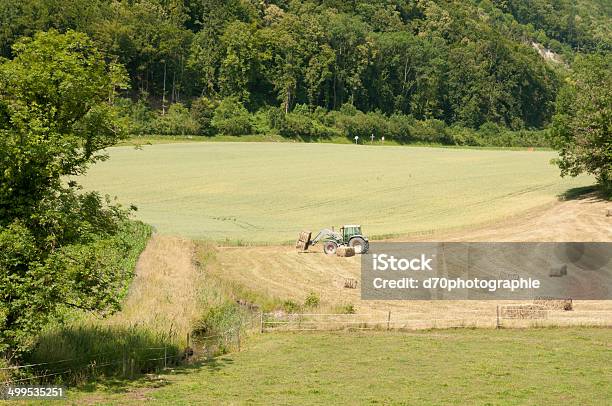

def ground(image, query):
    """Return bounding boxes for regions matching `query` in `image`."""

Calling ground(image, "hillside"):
[1,0,610,137]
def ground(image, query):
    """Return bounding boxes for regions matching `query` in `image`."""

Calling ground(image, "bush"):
[281,300,301,313]
[448,125,482,146]
[251,107,276,135]
[333,303,356,314]
[211,97,252,135]
[195,302,245,336]
[273,105,339,140]
[278,111,314,138]
[0,218,151,357]
[388,114,414,143]
[410,119,451,144]
[304,292,320,309]
[190,97,218,136]
[152,103,200,136]
[339,110,390,141]
[114,97,155,135]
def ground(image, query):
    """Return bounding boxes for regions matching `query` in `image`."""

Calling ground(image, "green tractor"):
[296,225,369,255]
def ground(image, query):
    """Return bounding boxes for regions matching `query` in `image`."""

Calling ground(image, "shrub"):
[281,300,301,313]
[251,107,276,135]
[211,97,252,135]
[190,97,218,136]
[448,125,481,146]
[339,110,390,141]
[278,111,314,139]
[113,97,155,135]
[273,106,339,140]
[195,302,244,336]
[388,114,414,143]
[410,119,451,144]
[304,292,320,309]
[152,103,200,135]
[333,303,356,314]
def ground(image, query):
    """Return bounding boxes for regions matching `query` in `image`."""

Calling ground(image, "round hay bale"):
[336,246,355,257]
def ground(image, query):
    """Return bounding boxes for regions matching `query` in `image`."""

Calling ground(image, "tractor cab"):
[341,225,362,241]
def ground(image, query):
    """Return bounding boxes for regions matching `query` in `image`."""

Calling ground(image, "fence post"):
[260,312,264,333]
[496,305,500,329]
[122,345,126,378]
[387,311,391,330]
[237,328,241,352]
[164,346,167,369]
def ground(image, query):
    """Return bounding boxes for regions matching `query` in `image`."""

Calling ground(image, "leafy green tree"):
[0,29,127,219]
[190,96,218,135]
[211,96,252,135]
[550,54,612,194]
[0,30,133,355]
[219,22,261,103]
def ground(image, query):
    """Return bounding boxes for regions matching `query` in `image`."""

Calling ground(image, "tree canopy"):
[550,54,612,194]
[0,30,141,356]
[1,0,609,132]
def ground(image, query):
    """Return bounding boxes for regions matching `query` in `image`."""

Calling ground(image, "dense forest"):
[0,0,610,143]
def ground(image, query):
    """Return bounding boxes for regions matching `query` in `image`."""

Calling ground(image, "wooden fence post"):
[122,345,126,377]
[260,312,264,333]
[387,311,391,330]
[496,305,500,329]
[164,346,167,369]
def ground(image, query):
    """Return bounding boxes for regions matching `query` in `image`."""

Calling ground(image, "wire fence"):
[4,308,610,385]
[0,326,242,386]
[260,308,612,332]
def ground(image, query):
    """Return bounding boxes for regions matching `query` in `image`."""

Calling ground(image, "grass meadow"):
[70,328,612,405]
[78,142,591,244]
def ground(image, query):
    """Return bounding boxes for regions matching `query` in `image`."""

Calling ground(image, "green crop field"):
[78,143,591,243]
[71,328,611,405]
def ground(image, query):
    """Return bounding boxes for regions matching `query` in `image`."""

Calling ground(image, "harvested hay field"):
[78,142,593,243]
[211,245,612,329]
[209,197,611,328]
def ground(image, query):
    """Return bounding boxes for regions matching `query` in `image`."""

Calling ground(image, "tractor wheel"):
[323,241,338,255]
[349,237,368,254]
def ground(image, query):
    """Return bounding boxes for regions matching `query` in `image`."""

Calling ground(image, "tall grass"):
[22,324,180,385]
[8,236,270,384]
